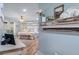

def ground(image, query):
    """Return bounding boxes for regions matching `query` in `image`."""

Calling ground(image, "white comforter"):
[60,8,79,19]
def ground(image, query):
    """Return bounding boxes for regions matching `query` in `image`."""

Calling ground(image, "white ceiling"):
[4,3,39,21]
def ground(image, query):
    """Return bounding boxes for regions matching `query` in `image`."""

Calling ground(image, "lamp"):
[22,8,27,12]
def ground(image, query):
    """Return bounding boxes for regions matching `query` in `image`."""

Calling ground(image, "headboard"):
[54,4,64,19]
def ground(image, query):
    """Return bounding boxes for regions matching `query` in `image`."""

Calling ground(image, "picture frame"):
[54,4,64,19]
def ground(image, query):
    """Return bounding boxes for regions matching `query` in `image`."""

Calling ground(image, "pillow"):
[60,8,79,19]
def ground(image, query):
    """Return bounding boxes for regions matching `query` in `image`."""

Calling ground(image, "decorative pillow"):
[60,8,79,19]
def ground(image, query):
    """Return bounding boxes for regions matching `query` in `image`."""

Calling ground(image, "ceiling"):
[3,3,39,21]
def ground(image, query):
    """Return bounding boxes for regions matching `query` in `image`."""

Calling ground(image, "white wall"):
[0,3,4,42]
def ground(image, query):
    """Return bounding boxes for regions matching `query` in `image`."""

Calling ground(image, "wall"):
[39,3,79,55]
[0,3,4,42]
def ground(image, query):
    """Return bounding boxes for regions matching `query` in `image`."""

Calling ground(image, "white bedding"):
[60,8,79,19]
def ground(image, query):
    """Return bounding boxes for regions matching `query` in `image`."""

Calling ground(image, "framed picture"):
[54,4,64,19]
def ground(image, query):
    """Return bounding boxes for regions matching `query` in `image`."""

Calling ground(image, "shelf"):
[41,24,79,31]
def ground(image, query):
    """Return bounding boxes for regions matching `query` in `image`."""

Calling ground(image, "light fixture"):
[22,8,27,12]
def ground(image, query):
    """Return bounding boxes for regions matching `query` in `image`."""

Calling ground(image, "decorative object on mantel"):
[36,9,46,25]
[36,9,44,16]
[47,16,54,21]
